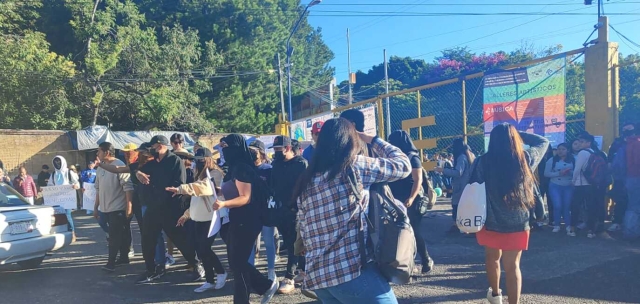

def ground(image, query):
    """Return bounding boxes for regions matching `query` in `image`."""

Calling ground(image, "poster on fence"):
[290,112,334,141]
[360,106,378,137]
[82,183,96,211]
[483,57,566,149]
[42,185,77,210]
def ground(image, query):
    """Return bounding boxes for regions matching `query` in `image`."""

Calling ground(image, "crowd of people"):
[1,117,638,304]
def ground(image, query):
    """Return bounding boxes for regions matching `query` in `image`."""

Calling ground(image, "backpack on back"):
[627,136,640,178]
[582,150,610,187]
[345,167,416,285]
[252,167,277,227]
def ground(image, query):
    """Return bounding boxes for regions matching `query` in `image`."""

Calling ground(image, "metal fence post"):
[376,98,385,140]
[417,91,424,161]
[461,79,468,144]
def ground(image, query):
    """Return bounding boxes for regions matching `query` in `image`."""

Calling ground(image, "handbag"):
[456,161,487,233]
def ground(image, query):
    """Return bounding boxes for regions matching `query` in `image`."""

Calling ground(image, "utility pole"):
[276,53,286,121]
[383,49,390,135]
[347,28,353,104]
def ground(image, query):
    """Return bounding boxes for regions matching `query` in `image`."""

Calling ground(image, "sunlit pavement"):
[2,199,639,304]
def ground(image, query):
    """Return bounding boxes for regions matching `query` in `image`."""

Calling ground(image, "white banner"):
[290,112,334,142]
[361,106,377,136]
[82,183,96,211]
[42,185,77,210]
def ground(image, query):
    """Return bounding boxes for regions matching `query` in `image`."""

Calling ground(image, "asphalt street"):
[1,199,639,304]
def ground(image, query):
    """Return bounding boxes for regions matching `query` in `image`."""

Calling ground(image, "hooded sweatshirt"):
[48,156,79,187]
[271,155,308,211]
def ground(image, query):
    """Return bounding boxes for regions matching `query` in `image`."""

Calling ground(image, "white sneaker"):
[608,224,621,232]
[268,268,277,281]
[487,288,503,304]
[293,271,306,284]
[194,282,216,293]
[567,227,576,237]
[215,273,227,289]
[165,253,176,267]
[552,226,561,233]
[278,278,295,294]
[577,223,587,230]
[261,278,278,304]
[587,231,596,238]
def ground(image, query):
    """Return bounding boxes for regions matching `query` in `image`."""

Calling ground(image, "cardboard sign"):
[42,185,77,210]
[82,183,96,211]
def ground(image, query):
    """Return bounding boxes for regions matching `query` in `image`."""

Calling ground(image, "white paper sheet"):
[42,185,77,210]
[206,169,221,237]
[82,183,96,211]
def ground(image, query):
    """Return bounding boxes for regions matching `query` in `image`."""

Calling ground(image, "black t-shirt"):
[224,163,262,228]
[388,153,422,202]
[139,152,186,211]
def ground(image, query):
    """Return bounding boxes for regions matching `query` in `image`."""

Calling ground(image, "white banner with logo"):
[42,185,77,210]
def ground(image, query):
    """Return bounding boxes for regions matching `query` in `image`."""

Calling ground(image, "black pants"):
[105,210,130,263]
[228,223,272,304]
[277,214,305,279]
[573,185,604,233]
[611,181,628,224]
[141,207,196,272]
[132,199,143,228]
[189,220,225,283]
[408,204,431,264]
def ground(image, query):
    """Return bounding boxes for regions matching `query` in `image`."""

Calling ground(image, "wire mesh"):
[618,58,640,127]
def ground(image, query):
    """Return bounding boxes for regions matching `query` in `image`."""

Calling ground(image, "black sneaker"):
[155,265,166,279]
[189,263,205,282]
[422,258,435,274]
[136,271,159,284]
[115,258,130,266]
[102,263,116,272]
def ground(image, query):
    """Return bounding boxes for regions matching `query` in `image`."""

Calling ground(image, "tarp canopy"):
[75,125,196,150]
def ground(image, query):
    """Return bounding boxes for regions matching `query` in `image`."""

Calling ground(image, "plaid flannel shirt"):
[297,137,411,290]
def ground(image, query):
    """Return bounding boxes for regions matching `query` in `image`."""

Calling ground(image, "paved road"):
[2,200,640,304]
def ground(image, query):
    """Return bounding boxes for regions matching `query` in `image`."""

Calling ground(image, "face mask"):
[274,151,285,161]
[196,162,205,174]
[623,129,635,137]
[149,149,160,159]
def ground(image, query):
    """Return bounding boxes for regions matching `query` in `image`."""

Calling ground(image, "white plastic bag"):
[456,182,487,233]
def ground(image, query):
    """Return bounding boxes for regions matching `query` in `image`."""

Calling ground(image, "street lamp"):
[286,0,322,122]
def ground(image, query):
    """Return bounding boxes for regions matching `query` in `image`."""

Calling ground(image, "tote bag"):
[456,162,486,233]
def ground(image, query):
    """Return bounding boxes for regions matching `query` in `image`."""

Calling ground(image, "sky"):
[305,0,640,82]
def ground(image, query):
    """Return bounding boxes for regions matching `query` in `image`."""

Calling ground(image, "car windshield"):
[0,183,29,207]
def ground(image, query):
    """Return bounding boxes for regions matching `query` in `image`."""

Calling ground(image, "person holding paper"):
[166,148,227,293]
[47,155,80,242]
[94,142,134,272]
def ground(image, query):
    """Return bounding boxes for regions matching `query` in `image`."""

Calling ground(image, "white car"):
[0,183,73,269]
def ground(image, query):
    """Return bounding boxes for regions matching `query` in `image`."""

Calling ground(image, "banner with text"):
[42,185,77,210]
[483,57,566,149]
[82,183,96,211]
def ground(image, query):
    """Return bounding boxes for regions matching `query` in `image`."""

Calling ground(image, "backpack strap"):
[344,166,370,266]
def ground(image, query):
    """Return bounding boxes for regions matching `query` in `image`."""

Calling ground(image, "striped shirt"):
[297,137,411,290]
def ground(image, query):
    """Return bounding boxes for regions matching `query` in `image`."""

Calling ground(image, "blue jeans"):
[65,209,75,231]
[623,177,640,238]
[314,264,398,304]
[549,183,574,227]
[141,206,166,265]
[261,226,276,269]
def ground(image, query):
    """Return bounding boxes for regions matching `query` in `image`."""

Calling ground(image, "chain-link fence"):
[331,49,590,160]
[617,58,640,129]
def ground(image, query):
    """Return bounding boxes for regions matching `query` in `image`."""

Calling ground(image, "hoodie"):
[271,155,307,211]
[48,156,79,187]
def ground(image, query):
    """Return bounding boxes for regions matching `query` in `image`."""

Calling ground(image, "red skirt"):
[476,228,530,251]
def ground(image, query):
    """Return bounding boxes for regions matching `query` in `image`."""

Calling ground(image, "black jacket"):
[139,151,186,211]
[271,155,307,210]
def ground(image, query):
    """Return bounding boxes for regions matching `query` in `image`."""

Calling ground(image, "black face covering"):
[623,129,635,137]
[221,134,254,168]
[274,151,285,161]
[196,161,205,175]
[149,148,160,159]
[53,158,62,170]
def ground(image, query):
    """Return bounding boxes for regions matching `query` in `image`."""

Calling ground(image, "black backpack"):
[345,167,417,285]
[250,166,277,227]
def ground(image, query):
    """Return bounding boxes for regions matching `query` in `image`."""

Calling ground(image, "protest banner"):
[42,185,77,210]
[82,183,96,211]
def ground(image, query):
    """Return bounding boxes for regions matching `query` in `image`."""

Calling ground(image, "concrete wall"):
[0,130,86,178]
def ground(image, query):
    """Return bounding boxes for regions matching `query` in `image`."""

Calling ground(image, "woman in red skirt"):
[466,124,549,304]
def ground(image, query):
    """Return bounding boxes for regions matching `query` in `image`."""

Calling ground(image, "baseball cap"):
[149,135,170,146]
[137,142,152,152]
[312,121,324,134]
[195,147,213,159]
[270,136,292,148]
[249,140,266,153]
[122,142,138,151]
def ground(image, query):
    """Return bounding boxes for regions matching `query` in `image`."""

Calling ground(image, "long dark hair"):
[484,123,536,209]
[552,143,575,170]
[293,118,365,202]
[452,138,475,167]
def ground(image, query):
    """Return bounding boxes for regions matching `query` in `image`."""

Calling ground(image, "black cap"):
[149,135,170,146]
[249,140,266,153]
[195,147,213,158]
[137,142,152,152]
[270,136,292,148]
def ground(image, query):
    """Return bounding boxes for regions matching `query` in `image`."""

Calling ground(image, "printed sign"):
[360,106,377,136]
[82,183,96,211]
[290,112,334,141]
[483,57,566,149]
[42,185,77,210]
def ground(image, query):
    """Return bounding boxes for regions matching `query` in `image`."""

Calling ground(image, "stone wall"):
[0,130,85,178]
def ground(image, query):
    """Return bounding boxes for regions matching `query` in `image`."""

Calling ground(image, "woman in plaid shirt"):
[293,118,411,304]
